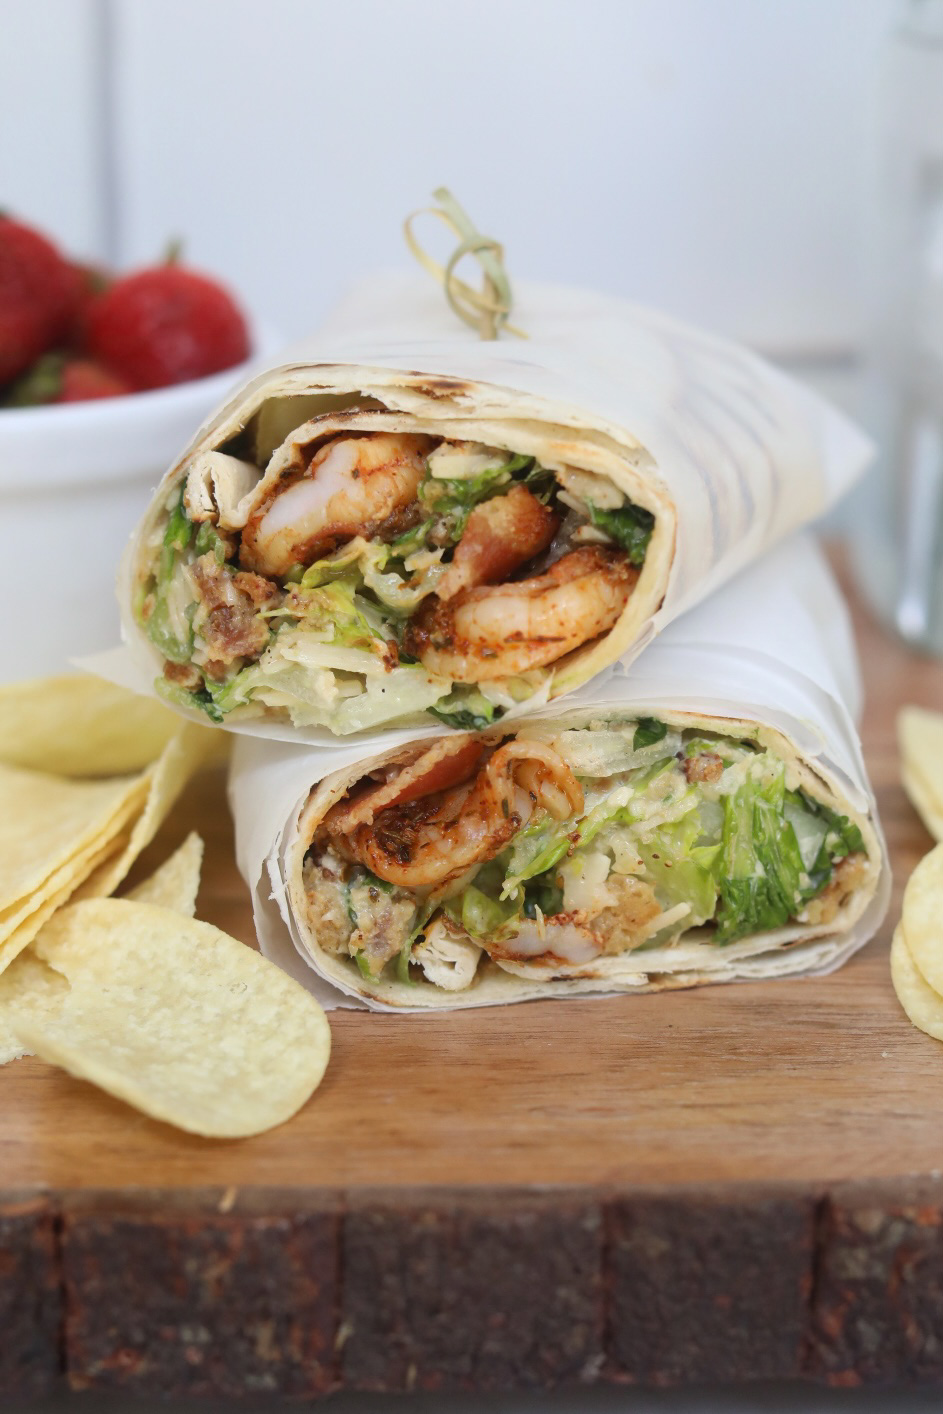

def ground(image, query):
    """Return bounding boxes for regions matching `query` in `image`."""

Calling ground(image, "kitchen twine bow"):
[403,187,527,340]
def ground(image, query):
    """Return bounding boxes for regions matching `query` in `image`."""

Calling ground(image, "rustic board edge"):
[5,1177,943,1398]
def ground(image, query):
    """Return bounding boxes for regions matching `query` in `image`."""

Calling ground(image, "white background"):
[0,0,902,356]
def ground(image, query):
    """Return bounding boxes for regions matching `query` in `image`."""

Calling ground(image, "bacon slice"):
[321,736,486,836]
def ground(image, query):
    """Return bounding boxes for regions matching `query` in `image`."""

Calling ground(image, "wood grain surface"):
[3,544,943,1398]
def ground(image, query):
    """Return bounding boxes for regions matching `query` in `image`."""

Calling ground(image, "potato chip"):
[73,726,210,901]
[890,925,943,1042]
[0,674,192,777]
[0,721,211,975]
[0,764,150,975]
[0,831,126,975]
[900,842,943,996]
[899,706,943,843]
[23,899,331,1137]
[0,830,204,1068]
[0,762,146,920]
[127,833,204,916]
[0,952,69,1065]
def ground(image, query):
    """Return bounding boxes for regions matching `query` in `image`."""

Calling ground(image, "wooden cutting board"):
[3,547,943,1401]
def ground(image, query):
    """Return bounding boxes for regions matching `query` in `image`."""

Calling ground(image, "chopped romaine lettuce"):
[429,689,497,731]
[713,761,810,943]
[273,577,388,650]
[160,491,192,573]
[155,677,224,723]
[194,520,227,565]
[523,875,564,918]
[147,493,196,663]
[637,812,720,925]
[420,453,533,539]
[586,499,654,566]
[443,884,519,938]
[633,717,667,750]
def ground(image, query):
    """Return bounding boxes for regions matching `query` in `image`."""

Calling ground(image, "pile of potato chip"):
[0,676,330,1137]
[892,707,943,1043]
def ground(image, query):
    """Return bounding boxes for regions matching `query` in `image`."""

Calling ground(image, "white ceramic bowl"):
[0,326,281,683]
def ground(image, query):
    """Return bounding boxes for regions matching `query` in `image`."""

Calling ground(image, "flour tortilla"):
[282,707,883,1010]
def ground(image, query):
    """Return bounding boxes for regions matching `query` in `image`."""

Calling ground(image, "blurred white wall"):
[1,0,899,355]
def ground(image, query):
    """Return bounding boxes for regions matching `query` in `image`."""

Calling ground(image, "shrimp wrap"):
[229,537,890,1009]
[116,274,872,742]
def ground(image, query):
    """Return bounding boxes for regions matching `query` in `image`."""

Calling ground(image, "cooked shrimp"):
[240,433,433,577]
[405,546,638,682]
[486,917,602,966]
[322,740,583,890]
[436,485,559,601]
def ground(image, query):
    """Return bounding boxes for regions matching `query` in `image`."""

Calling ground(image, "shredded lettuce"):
[455,729,866,952]
[274,576,388,651]
[146,492,196,663]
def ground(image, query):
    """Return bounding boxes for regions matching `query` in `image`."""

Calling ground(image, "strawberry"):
[0,215,82,383]
[85,255,250,390]
[69,262,112,344]
[4,352,132,406]
[59,356,131,402]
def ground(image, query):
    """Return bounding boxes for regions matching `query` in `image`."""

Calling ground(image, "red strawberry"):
[59,356,131,402]
[85,256,250,390]
[0,215,82,383]
[4,352,132,406]
[69,262,112,344]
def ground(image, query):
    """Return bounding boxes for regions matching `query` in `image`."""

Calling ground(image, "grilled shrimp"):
[405,546,638,682]
[322,740,583,890]
[240,433,433,576]
[435,485,559,601]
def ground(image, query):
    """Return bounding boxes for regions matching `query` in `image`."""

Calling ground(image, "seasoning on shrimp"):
[403,547,638,681]
[320,740,583,890]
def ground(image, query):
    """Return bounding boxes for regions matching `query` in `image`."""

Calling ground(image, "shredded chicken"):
[589,874,663,953]
[302,857,353,956]
[348,879,416,974]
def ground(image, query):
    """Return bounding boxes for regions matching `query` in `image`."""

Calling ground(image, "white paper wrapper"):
[229,535,891,1010]
[99,272,873,743]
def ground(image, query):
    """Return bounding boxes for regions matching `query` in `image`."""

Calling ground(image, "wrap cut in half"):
[118,274,872,742]
[229,537,890,1010]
